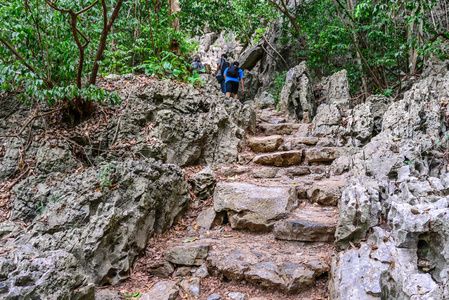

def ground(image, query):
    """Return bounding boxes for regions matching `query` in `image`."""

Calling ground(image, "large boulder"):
[239,45,264,71]
[1,158,189,299]
[146,81,256,166]
[279,62,317,122]
[213,182,299,231]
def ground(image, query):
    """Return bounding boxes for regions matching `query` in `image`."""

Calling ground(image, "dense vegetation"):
[1,0,448,118]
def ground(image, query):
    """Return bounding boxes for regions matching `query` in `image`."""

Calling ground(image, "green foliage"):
[277,0,449,95]
[269,71,287,110]
[0,0,123,111]
[124,292,140,300]
[98,163,116,188]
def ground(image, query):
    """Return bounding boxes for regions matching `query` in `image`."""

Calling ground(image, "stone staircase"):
[203,108,347,297]
[139,107,349,299]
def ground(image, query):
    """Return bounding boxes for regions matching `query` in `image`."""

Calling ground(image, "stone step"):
[258,123,309,136]
[304,147,345,162]
[253,150,302,166]
[205,232,332,295]
[248,135,283,153]
[213,182,299,231]
[303,179,346,206]
[274,206,338,242]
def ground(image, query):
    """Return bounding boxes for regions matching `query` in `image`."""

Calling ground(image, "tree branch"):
[0,37,53,88]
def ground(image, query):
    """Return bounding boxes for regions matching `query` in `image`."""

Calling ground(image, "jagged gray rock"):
[140,281,179,300]
[144,80,255,166]
[1,159,189,299]
[189,167,217,200]
[164,244,210,266]
[35,142,78,174]
[279,62,317,122]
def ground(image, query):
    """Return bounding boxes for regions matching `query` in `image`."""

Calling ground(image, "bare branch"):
[44,0,71,13]
[75,0,99,15]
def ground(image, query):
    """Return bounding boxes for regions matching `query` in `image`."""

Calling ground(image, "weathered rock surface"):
[196,207,225,230]
[0,159,189,299]
[141,281,179,300]
[253,150,302,166]
[189,167,217,199]
[239,45,264,71]
[330,71,449,300]
[306,179,345,206]
[147,261,175,278]
[259,123,304,136]
[304,147,344,162]
[164,244,210,266]
[180,277,201,297]
[274,206,337,242]
[147,81,255,166]
[248,135,283,153]
[213,182,298,231]
[280,62,317,122]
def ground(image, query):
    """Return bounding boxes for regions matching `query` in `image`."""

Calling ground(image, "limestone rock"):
[213,182,298,231]
[306,180,345,206]
[147,261,175,278]
[279,62,317,122]
[318,69,351,109]
[274,206,337,242]
[0,221,21,239]
[347,95,390,147]
[207,294,222,300]
[258,123,303,136]
[147,80,255,166]
[35,142,78,174]
[95,289,122,300]
[253,150,302,166]
[189,167,217,200]
[180,277,201,297]
[194,263,209,278]
[164,244,210,266]
[335,178,381,249]
[304,147,343,162]
[239,45,264,71]
[140,281,179,300]
[248,135,283,153]
[252,167,279,178]
[2,158,189,299]
[196,207,225,230]
[228,292,248,300]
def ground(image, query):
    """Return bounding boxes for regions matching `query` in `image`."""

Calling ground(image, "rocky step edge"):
[143,231,332,297]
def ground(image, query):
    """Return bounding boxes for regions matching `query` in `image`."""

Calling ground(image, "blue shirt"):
[224,67,244,83]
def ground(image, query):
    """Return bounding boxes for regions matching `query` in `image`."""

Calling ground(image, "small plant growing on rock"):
[124,292,140,300]
[98,163,117,188]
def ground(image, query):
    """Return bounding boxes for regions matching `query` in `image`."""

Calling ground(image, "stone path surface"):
[114,107,349,299]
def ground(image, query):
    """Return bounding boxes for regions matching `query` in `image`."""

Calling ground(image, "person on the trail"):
[223,61,244,99]
[191,56,205,73]
[213,53,229,94]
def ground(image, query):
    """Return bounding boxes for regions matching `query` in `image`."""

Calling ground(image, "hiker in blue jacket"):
[223,61,244,99]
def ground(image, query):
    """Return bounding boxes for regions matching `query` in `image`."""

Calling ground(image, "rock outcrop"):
[329,70,449,299]
[279,62,317,122]
[1,158,189,299]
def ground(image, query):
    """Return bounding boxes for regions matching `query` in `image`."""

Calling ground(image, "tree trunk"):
[169,0,181,56]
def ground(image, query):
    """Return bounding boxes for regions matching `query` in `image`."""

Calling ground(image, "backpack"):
[220,59,230,74]
[227,65,240,78]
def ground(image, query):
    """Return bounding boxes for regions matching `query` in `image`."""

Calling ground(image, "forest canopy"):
[1,0,448,116]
